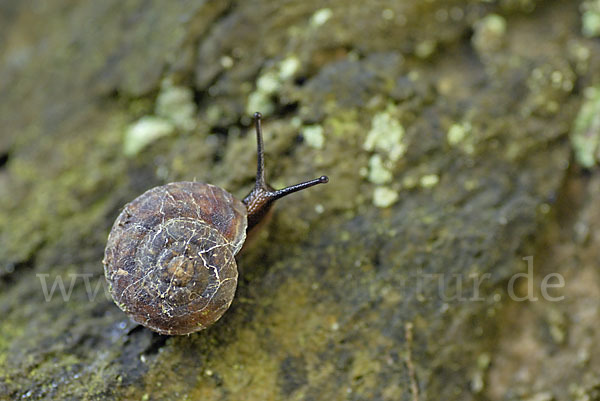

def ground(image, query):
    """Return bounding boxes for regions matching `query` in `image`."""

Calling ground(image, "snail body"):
[103,113,328,335]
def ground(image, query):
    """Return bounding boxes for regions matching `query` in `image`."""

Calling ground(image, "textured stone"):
[1,1,599,400]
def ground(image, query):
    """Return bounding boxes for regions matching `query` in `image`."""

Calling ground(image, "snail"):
[103,112,328,335]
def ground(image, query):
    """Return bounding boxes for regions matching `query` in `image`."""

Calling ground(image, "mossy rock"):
[1,1,600,400]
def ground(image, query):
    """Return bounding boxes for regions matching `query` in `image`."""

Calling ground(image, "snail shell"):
[103,182,247,335]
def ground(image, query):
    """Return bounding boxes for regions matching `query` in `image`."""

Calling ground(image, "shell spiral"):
[103,182,247,335]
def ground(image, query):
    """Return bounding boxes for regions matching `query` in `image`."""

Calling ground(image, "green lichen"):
[581,0,600,38]
[123,116,175,156]
[363,109,406,162]
[155,79,198,132]
[302,125,325,149]
[310,8,333,27]
[571,86,600,168]
[415,39,437,59]
[447,122,471,146]
[419,174,439,188]
[123,78,198,157]
[472,14,507,53]
[367,154,393,184]
[372,186,399,208]
[362,108,407,206]
[279,57,301,80]
[246,56,301,116]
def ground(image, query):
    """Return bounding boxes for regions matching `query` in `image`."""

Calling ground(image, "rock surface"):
[1,0,599,400]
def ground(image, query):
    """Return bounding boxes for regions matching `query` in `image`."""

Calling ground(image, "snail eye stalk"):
[243,112,329,231]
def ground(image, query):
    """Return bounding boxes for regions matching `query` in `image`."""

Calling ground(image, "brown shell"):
[103,182,247,335]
